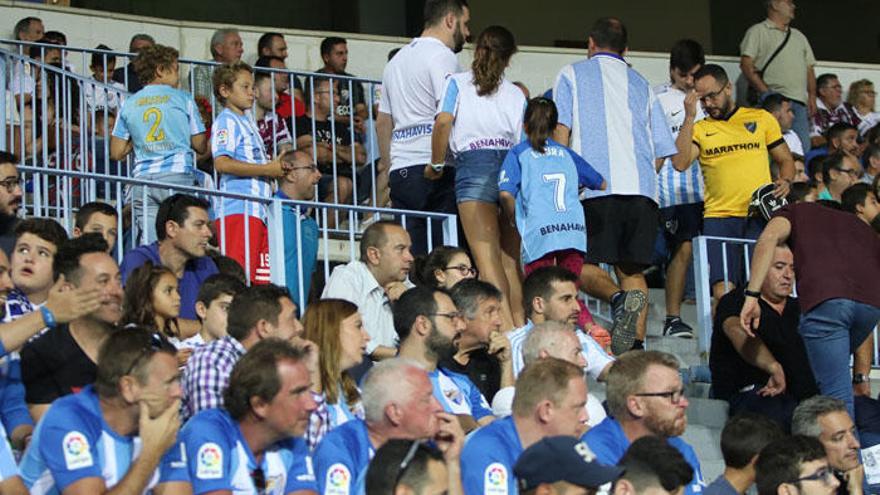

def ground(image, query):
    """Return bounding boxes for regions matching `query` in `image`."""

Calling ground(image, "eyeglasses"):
[792,466,835,486]
[444,264,478,277]
[251,467,267,494]
[394,441,422,490]
[835,167,860,178]
[0,177,21,193]
[124,332,168,377]
[635,387,686,404]
[429,311,464,321]
[699,86,726,103]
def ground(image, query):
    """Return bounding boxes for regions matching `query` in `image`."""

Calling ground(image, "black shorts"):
[660,202,704,250]
[583,195,659,267]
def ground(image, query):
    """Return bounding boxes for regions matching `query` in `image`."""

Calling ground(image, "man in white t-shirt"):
[375,0,470,255]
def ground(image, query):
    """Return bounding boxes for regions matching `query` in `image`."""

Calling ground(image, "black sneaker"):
[609,290,647,355]
[663,316,694,338]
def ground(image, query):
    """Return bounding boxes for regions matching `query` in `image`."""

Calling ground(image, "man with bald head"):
[312,358,463,495]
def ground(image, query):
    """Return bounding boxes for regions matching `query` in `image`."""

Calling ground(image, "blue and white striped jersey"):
[654,82,705,207]
[213,108,273,219]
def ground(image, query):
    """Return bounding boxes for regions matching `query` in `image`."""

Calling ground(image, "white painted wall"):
[2,0,879,100]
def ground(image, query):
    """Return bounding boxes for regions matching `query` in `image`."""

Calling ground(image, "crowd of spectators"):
[0,0,879,494]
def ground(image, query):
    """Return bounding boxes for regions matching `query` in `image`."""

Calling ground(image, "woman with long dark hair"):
[429,25,525,330]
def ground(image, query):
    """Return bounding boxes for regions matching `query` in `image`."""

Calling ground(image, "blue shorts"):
[453,149,507,203]
[703,217,764,286]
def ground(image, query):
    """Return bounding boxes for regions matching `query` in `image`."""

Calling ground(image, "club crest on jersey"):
[744,122,757,133]
[62,431,93,470]
[484,463,509,495]
[196,443,223,479]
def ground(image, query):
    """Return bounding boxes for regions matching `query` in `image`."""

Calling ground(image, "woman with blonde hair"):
[846,79,879,136]
[429,25,526,331]
[302,298,370,449]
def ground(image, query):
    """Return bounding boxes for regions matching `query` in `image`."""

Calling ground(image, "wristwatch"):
[744,289,761,298]
[853,373,870,385]
[430,163,446,172]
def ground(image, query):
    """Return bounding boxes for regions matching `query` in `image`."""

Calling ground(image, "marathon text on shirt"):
[703,142,761,156]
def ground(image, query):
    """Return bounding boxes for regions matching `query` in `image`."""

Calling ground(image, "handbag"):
[746,27,792,106]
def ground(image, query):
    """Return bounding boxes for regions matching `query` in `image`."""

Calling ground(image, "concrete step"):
[686,398,729,430]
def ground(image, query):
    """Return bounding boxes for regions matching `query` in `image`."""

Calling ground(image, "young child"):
[499,97,609,345]
[211,62,291,285]
[84,44,126,112]
[193,273,245,345]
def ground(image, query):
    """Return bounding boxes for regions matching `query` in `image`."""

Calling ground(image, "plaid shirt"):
[306,391,365,451]
[811,100,860,138]
[181,335,246,422]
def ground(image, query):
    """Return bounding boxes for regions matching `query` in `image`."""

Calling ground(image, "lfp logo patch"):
[62,431,93,470]
[325,463,351,495]
[484,462,509,495]
[196,443,223,479]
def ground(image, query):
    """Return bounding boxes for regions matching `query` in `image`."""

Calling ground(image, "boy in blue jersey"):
[582,351,705,495]
[394,287,494,432]
[181,338,318,495]
[212,62,293,286]
[313,358,463,495]
[110,44,208,245]
[19,327,189,495]
[460,358,588,495]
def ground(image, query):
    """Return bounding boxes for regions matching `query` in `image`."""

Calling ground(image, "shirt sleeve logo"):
[215,129,229,146]
[196,442,223,479]
[325,463,351,495]
[62,431,93,470]
[484,462,509,495]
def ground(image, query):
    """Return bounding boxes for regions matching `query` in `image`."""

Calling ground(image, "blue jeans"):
[130,171,201,246]
[799,298,880,419]
[789,100,811,153]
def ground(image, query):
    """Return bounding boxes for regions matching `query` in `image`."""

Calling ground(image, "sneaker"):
[663,316,694,339]
[609,290,647,355]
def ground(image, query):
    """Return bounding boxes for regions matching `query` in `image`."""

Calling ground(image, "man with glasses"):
[583,351,705,495]
[276,150,322,308]
[182,338,318,494]
[19,327,188,494]
[444,279,512,403]
[395,287,494,432]
[672,63,794,302]
[0,152,23,257]
[811,74,860,148]
[366,439,463,495]
[756,435,840,495]
[818,153,860,202]
[792,396,863,495]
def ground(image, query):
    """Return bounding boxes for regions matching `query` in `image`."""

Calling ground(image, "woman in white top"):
[302,298,371,450]
[846,79,880,137]
[429,26,526,331]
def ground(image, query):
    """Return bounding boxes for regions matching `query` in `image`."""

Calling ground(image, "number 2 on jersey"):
[143,107,166,143]
[543,173,567,212]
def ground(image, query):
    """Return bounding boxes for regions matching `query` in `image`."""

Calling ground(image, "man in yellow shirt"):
[671,64,794,301]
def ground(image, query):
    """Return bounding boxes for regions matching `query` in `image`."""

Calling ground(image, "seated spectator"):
[444,279,511,403]
[366,438,463,495]
[818,152,860,202]
[313,358,455,495]
[13,16,44,42]
[21,234,122,422]
[72,201,118,253]
[189,28,243,103]
[514,436,624,495]
[710,243,818,430]
[302,299,370,449]
[121,194,217,336]
[492,320,607,428]
[863,144,879,184]
[256,54,306,120]
[395,286,494,432]
[296,77,369,207]
[812,73,860,147]
[83,44,126,112]
[19,327,187,494]
[316,36,366,121]
[112,34,155,93]
[253,70,293,159]
[508,267,613,380]
[460,358,588,494]
[192,273,245,346]
[412,245,477,290]
[109,44,208,244]
[257,32,288,60]
[181,283,304,421]
[615,435,696,495]
[792,397,862,495]
[583,351,705,495]
[764,93,805,157]
[847,79,880,137]
[805,123,860,175]
[181,338,317,494]
[705,414,784,495]
[4,218,67,324]
[211,61,291,285]
[10,17,46,104]
[0,153,22,257]
[275,150,321,308]
[322,220,414,361]
[756,435,840,495]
